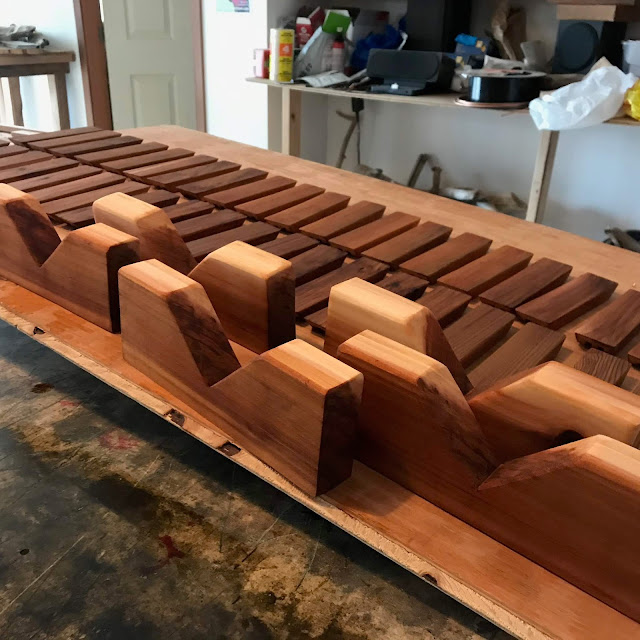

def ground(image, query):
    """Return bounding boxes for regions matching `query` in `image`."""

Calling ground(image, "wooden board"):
[43,182,149,216]
[0,145,29,159]
[176,166,264,196]
[444,304,515,367]
[102,148,194,173]
[236,184,325,219]
[173,210,245,242]
[266,192,351,230]
[438,245,533,296]
[479,257,573,311]
[401,233,493,282]
[629,343,640,366]
[574,348,631,385]
[362,220,453,266]
[76,140,168,165]
[124,154,218,180]
[50,135,142,158]
[29,172,125,203]
[301,201,385,240]
[468,323,566,392]
[9,164,102,192]
[329,211,420,255]
[27,129,120,150]
[135,190,181,208]
[205,176,297,208]
[163,200,214,223]
[0,149,50,170]
[290,245,347,285]
[172,161,244,196]
[257,233,318,259]
[517,273,618,330]
[11,125,101,144]
[186,222,279,261]
[575,289,640,353]
[0,156,78,183]
[376,272,429,300]
[415,286,472,326]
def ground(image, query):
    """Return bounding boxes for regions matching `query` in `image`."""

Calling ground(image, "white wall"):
[0,0,86,130]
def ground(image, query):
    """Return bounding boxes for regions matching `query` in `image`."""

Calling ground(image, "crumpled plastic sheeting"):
[529,66,637,130]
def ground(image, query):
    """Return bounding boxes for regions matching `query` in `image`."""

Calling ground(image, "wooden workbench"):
[1,125,640,640]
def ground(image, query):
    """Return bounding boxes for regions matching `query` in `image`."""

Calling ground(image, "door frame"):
[72,0,206,131]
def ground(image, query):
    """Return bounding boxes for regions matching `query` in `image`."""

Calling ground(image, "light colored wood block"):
[324,277,470,393]
[93,192,196,274]
[0,183,139,332]
[189,241,295,353]
[469,361,640,463]
[119,259,241,399]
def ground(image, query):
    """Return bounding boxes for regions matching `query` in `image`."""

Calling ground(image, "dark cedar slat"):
[516,273,618,330]
[0,139,8,146]
[0,149,50,170]
[162,160,241,195]
[468,323,566,393]
[236,184,325,219]
[102,148,194,173]
[438,245,533,296]
[401,232,493,282]
[124,154,218,179]
[300,201,386,240]
[330,211,420,255]
[29,129,121,150]
[290,245,347,285]
[362,220,453,266]
[12,126,102,144]
[0,145,29,159]
[479,258,573,311]
[266,192,351,230]
[257,233,319,259]
[574,289,640,353]
[50,135,142,158]
[206,175,296,208]
[44,181,149,216]
[147,161,243,190]
[628,343,640,366]
[76,141,168,165]
[0,156,78,183]
[305,307,329,331]
[29,172,125,203]
[177,166,265,196]
[295,258,389,316]
[574,349,631,386]
[444,304,516,367]
[415,286,472,327]
[163,200,214,222]
[135,190,180,208]
[187,222,279,261]
[10,165,102,192]
[174,210,245,241]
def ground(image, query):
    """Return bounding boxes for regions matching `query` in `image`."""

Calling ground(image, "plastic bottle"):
[330,27,346,73]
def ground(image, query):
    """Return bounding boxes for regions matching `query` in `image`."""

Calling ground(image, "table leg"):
[48,72,71,130]
[8,77,24,126]
[526,129,559,224]
[282,86,301,157]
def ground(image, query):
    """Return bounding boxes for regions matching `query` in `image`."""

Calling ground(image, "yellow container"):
[269,28,295,83]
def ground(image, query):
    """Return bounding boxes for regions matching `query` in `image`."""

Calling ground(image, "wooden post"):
[8,77,23,126]
[282,86,301,157]
[526,129,559,224]
[48,72,71,130]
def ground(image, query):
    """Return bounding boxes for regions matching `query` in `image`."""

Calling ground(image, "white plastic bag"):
[529,64,637,130]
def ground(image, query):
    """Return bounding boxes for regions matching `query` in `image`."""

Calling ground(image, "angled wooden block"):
[119,259,241,397]
[574,348,631,386]
[290,245,347,286]
[325,278,471,393]
[163,200,214,223]
[257,233,318,259]
[189,241,295,353]
[300,201,385,240]
[235,184,325,219]
[266,192,351,230]
[337,331,495,503]
[93,192,196,274]
[416,286,472,326]
[469,361,640,462]
[478,436,640,623]
[0,184,140,331]
[209,339,363,495]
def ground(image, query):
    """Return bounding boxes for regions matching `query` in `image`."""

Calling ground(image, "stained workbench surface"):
[0,320,510,639]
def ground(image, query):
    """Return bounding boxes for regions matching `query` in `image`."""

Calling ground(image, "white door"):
[102,0,198,129]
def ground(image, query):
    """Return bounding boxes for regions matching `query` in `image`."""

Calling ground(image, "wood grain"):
[29,172,125,203]
[629,342,640,366]
[102,148,195,173]
[438,246,533,296]
[401,233,493,282]
[163,200,214,223]
[0,145,29,160]
[235,184,325,219]
[93,192,195,274]
[169,161,245,196]
[415,286,472,327]
[0,149,50,170]
[444,304,515,367]
[11,126,101,144]
[325,278,470,393]
[468,322,565,393]
[300,201,385,240]
[29,129,121,150]
[135,190,180,208]
[290,245,347,285]
[257,233,318,259]
[190,241,295,353]
[10,165,102,193]
[124,154,218,180]
[173,210,245,242]
[330,211,420,255]
[43,182,149,216]
[575,289,640,353]
[76,141,168,166]
[305,307,329,331]
[205,176,297,208]
[363,221,453,266]
[0,156,78,184]
[479,257,573,311]
[517,273,618,329]
[574,348,631,386]
[173,166,265,195]
[266,192,350,230]
[50,135,142,158]
[187,222,279,261]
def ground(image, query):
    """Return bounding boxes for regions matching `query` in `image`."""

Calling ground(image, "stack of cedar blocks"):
[550,0,640,22]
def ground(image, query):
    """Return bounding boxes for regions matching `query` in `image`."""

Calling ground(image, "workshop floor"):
[0,320,512,640]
